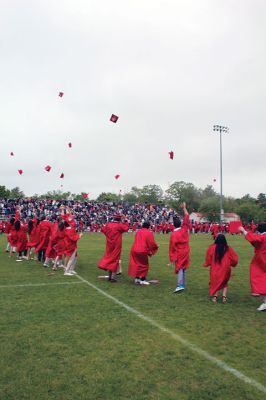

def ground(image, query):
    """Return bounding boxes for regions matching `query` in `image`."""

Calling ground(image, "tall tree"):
[9,187,24,198]
[97,192,120,202]
[199,197,220,222]
[165,181,201,211]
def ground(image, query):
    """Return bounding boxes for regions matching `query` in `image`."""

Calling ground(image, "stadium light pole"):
[213,125,229,224]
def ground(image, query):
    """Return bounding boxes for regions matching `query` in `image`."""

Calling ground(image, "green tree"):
[123,192,138,204]
[165,181,201,211]
[97,192,120,202]
[39,190,71,200]
[199,197,220,222]
[257,193,266,210]
[200,185,217,200]
[9,187,24,198]
[138,185,163,203]
[0,185,9,197]
[235,202,266,223]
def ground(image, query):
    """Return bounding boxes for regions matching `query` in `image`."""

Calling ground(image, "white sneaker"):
[134,278,141,284]
[140,280,150,285]
[70,271,77,275]
[64,272,73,276]
[257,302,266,311]
[43,263,49,268]
[173,286,185,293]
[16,259,23,262]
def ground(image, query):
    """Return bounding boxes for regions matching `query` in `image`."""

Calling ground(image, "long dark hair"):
[214,234,228,263]
[28,219,34,234]
[14,220,21,231]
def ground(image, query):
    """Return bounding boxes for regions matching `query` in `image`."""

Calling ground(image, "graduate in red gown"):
[239,223,266,311]
[35,216,53,262]
[169,202,190,293]
[128,221,158,285]
[98,215,129,282]
[26,218,40,260]
[5,217,15,254]
[51,221,66,270]
[7,217,18,257]
[204,234,238,303]
[64,222,82,276]
[14,220,28,261]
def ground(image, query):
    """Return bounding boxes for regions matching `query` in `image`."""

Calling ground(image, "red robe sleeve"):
[204,245,214,267]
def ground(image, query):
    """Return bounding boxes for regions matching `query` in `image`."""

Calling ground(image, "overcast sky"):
[1,0,265,199]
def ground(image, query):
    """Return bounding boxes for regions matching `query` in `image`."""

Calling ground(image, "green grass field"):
[0,233,265,400]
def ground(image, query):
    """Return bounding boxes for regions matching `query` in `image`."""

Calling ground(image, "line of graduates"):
[4,206,82,276]
[98,203,266,312]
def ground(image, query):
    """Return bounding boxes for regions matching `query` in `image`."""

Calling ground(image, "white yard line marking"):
[76,273,266,395]
[0,281,84,288]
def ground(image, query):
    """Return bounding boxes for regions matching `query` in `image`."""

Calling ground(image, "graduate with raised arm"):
[98,214,129,282]
[239,223,266,311]
[128,221,158,285]
[169,202,190,293]
[204,234,238,303]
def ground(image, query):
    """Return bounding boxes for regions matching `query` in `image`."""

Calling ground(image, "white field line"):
[0,281,84,288]
[76,273,266,395]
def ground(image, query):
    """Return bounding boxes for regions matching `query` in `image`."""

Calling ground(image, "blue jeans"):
[177,268,186,288]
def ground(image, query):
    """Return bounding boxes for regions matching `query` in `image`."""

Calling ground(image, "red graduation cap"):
[68,142,72,148]
[228,220,242,234]
[45,165,52,172]
[110,114,119,123]
[168,151,174,160]
[58,92,64,97]
[60,173,64,178]
[213,178,217,182]
[115,174,120,180]
[82,193,89,199]
[18,169,23,175]
[10,152,14,156]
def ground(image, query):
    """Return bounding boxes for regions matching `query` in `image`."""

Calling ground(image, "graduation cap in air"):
[10,152,14,156]
[110,114,119,123]
[45,165,52,172]
[60,173,64,178]
[82,193,89,199]
[115,174,120,180]
[68,142,72,148]
[168,151,174,160]
[18,169,23,175]
[58,92,64,97]
[213,178,217,182]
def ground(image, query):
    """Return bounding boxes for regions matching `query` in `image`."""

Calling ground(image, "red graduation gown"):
[35,220,53,252]
[15,225,28,253]
[204,244,238,295]
[169,214,190,273]
[64,227,80,257]
[98,222,129,272]
[245,232,266,295]
[128,228,158,278]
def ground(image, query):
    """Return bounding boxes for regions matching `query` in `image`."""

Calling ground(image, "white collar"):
[174,227,181,231]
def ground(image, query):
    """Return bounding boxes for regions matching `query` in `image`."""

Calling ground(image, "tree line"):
[0,182,265,223]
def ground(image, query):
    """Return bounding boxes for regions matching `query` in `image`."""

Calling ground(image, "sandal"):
[211,296,218,303]
[222,296,227,304]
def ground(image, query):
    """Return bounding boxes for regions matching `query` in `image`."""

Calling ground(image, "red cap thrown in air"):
[110,114,119,123]
[45,165,52,172]
[18,169,23,175]
[60,173,64,178]
[82,193,89,199]
[168,151,174,160]
[115,174,120,180]
[58,92,64,97]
